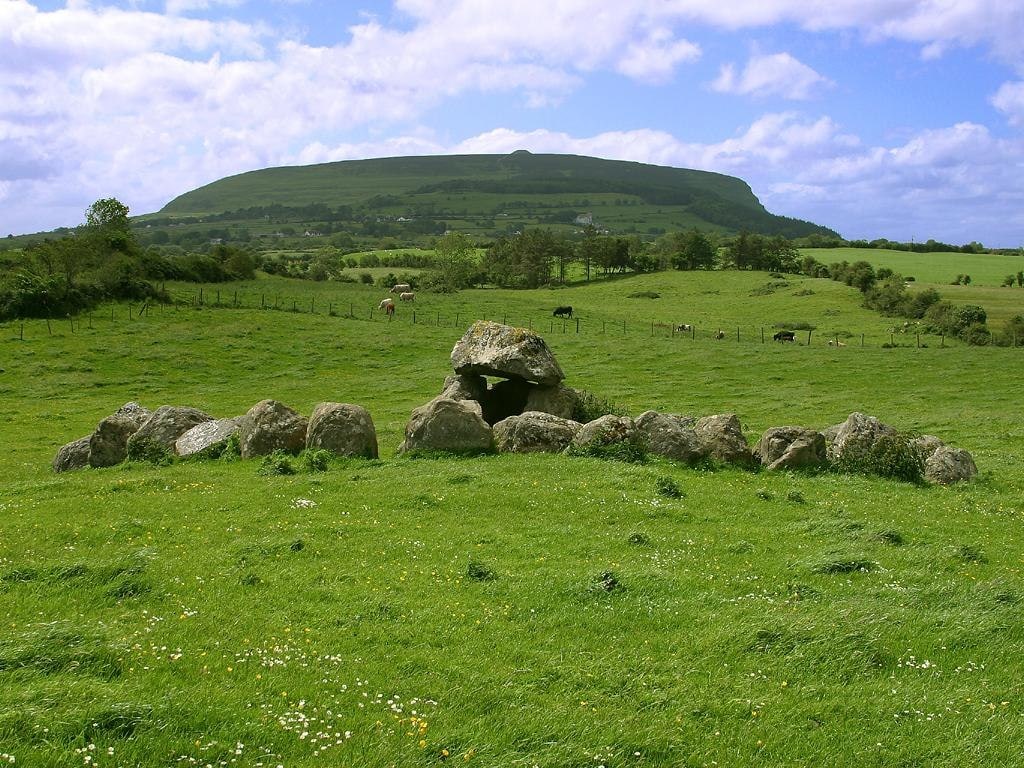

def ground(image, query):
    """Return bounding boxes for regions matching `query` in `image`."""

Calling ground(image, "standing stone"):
[493,411,582,453]
[925,446,978,485]
[89,402,152,467]
[53,435,92,473]
[694,414,753,466]
[570,415,636,451]
[238,400,308,458]
[525,383,579,420]
[175,418,241,458]
[756,426,827,471]
[306,403,379,458]
[634,410,702,463]
[450,321,564,384]
[399,398,493,454]
[128,406,213,453]
[438,373,488,403]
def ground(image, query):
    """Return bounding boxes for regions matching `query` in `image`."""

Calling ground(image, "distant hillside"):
[159,152,838,240]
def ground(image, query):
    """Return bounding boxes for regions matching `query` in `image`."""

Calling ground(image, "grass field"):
[2,271,1023,767]
[802,248,1024,287]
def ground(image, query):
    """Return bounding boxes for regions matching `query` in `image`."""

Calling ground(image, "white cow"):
[399,291,415,302]
[390,283,412,294]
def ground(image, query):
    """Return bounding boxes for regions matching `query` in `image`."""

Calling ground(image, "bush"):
[359,272,374,285]
[258,451,296,476]
[834,432,925,484]
[571,389,626,423]
[568,433,648,464]
[298,449,332,472]
[125,438,173,466]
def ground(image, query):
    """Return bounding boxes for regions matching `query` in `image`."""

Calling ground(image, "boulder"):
[910,434,945,461]
[128,405,213,453]
[438,373,487,403]
[89,402,152,467]
[53,435,92,473]
[525,383,579,420]
[399,398,493,454]
[175,417,241,458]
[826,412,896,462]
[925,446,978,485]
[306,403,379,458]
[634,410,702,463]
[694,413,753,466]
[450,321,564,385]
[493,411,582,453]
[238,400,308,458]
[756,426,827,471]
[570,414,636,451]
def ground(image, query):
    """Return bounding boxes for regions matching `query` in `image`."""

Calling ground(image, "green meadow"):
[2,270,1023,767]
[802,247,1024,288]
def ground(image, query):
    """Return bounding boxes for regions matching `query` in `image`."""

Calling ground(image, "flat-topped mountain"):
[159,151,838,239]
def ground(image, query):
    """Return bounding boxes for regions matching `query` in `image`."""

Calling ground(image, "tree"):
[430,232,477,291]
[85,198,130,232]
[675,229,716,270]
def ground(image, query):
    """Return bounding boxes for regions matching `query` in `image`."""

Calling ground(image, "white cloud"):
[616,28,701,82]
[992,81,1024,126]
[711,53,832,100]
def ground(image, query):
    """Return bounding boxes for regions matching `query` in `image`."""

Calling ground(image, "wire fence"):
[1,285,998,350]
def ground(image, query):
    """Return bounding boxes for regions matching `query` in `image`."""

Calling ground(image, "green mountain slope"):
[160,151,838,239]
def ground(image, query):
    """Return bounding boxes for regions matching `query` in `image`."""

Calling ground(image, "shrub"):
[466,560,496,582]
[125,438,173,466]
[358,272,374,285]
[835,432,925,484]
[571,389,626,423]
[258,451,296,476]
[568,433,648,464]
[655,476,684,498]
[298,449,332,472]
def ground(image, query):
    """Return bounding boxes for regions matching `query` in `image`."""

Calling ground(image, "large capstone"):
[493,411,582,453]
[756,426,827,471]
[450,321,564,385]
[53,435,92,473]
[925,445,978,485]
[89,402,152,467]
[634,410,702,463]
[175,417,241,458]
[128,405,213,454]
[399,398,493,454]
[306,403,379,458]
[695,414,753,466]
[238,400,308,458]
[826,412,896,462]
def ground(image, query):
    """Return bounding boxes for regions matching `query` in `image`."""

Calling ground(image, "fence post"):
[890,333,894,346]
[503,313,507,325]
[761,327,765,343]
[623,319,626,333]
[550,320,553,333]
[292,300,296,312]
[20,320,24,340]
[234,291,238,307]
[456,312,460,327]
[916,332,920,348]
[311,299,315,314]
[576,318,580,334]
[262,294,265,309]
[602,321,606,333]
[736,327,740,342]
[692,326,695,340]
[199,287,203,305]
[861,333,865,347]
[129,305,133,320]
[413,310,417,324]
[806,329,812,345]
[88,314,93,330]
[216,290,220,306]
[46,317,52,335]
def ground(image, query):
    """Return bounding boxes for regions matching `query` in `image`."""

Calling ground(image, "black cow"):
[773,330,796,342]
[553,305,573,319]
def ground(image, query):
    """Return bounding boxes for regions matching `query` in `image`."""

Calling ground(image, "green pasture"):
[2,271,1023,767]
[803,247,1024,287]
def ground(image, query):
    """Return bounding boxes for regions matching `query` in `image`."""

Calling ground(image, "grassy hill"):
[155,152,837,240]
[2,270,1022,767]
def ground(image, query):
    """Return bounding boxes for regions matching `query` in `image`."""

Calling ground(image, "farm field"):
[803,247,1024,287]
[1,271,1023,767]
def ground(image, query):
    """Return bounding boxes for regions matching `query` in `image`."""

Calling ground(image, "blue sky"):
[2,0,1023,245]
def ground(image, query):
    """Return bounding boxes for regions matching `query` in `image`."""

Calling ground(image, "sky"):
[2,0,1024,246]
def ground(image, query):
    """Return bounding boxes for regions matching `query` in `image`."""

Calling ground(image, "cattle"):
[390,283,411,294]
[714,329,726,340]
[378,298,395,317]
[773,330,796,342]
[553,305,573,319]
[674,323,693,333]
[400,291,415,302]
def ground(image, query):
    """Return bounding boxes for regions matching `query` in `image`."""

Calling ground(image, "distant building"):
[574,212,594,226]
